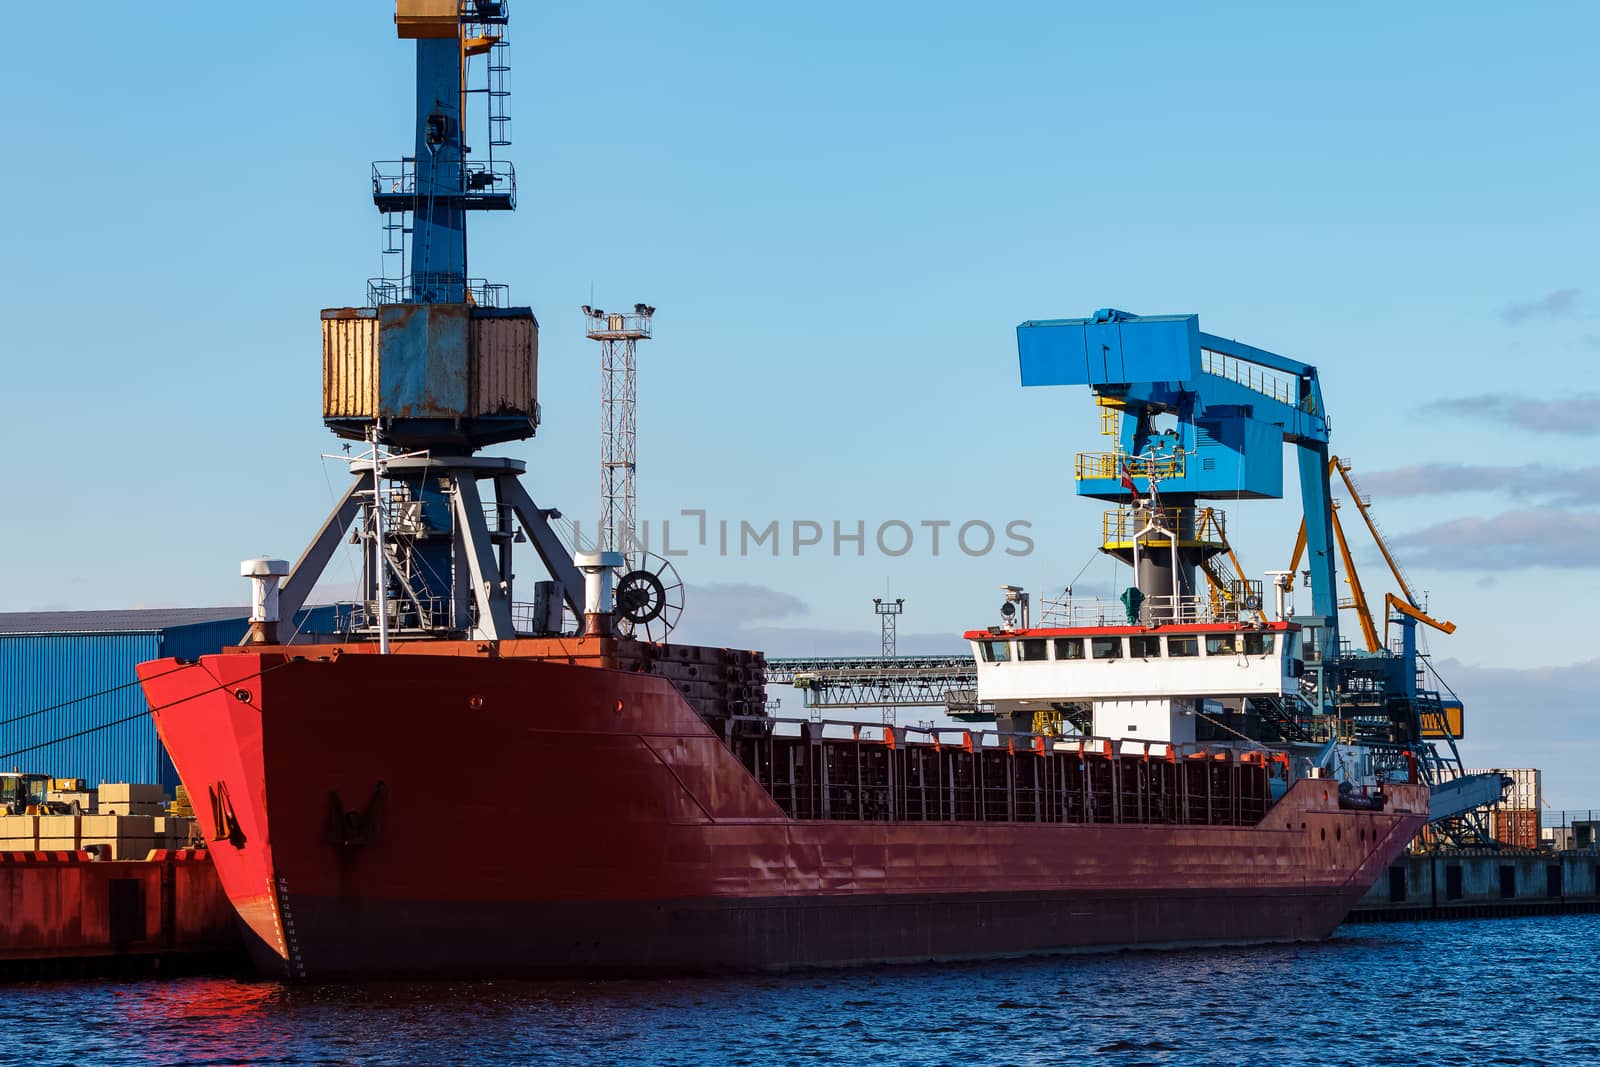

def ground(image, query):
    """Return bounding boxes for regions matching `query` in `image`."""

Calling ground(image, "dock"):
[1347,849,1600,923]
[0,850,241,976]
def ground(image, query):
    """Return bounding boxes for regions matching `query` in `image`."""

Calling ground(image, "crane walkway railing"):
[1200,348,1303,408]
[366,274,509,308]
[1075,451,1187,481]
[371,159,517,210]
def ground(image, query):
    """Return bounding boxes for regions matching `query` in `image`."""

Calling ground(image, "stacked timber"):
[99,783,166,817]
[0,816,39,851]
[0,812,196,858]
[38,815,81,852]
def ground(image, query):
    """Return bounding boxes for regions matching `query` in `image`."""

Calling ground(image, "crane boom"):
[1334,459,1421,608]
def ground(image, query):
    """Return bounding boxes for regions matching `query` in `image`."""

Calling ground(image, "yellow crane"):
[1288,456,1456,653]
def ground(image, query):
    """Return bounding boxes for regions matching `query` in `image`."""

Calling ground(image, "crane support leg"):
[272,472,374,636]
[1295,442,1339,660]
[496,476,585,618]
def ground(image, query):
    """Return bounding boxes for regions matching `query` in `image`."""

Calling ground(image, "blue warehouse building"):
[0,606,339,790]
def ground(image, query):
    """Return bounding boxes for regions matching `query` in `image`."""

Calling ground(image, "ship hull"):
[138,647,1428,980]
[254,886,1356,978]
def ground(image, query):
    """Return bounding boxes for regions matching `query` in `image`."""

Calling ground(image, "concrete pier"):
[1346,850,1600,923]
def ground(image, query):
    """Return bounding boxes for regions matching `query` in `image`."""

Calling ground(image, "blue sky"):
[2,3,1596,800]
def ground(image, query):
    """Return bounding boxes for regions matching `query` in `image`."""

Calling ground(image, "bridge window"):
[1054,638,1085,661]
[1166,635,1199,657]
[1205,634,1241,656]
[1129,635,1161,658]
[1019,638,1048,662]
[981,640,1011,663]
[1243,633,1275,655]
[1091,637,1123,660]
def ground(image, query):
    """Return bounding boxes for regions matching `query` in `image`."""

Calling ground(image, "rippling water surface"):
[3,915,1595,1066]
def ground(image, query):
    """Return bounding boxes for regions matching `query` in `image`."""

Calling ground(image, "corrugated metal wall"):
[0,632,176,790]
[0,609,340,793]
[472,313,537,415]
[161,618,249,662]
[322,311,379,418]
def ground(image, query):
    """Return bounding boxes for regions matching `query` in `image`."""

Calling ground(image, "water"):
[3,915,1595,1066]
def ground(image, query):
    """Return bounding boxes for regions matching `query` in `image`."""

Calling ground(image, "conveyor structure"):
[763,655,984,716]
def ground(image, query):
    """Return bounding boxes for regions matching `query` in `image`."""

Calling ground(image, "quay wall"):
[0,850,240,972]
[1348,850,1600,923]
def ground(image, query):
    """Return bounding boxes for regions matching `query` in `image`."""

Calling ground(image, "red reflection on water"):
[111,978,289,1066]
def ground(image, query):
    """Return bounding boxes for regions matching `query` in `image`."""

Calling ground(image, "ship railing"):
[345,596,450,633]
[509,599,568,635]
[1039,595,1123,628]
[1074,450,1186,482]
[721,715,1279,826]
[725,715,1265,761]
[1040,591,1253,628]
[1140,593,1244,625]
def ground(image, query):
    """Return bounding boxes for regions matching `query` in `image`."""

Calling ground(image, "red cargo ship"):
[138,639,1426,980]
[136,1,1427,980]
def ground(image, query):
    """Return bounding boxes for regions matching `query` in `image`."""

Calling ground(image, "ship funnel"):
[574,551,626,637]
[241,558,290,644]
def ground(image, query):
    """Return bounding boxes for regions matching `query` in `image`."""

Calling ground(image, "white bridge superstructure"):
[966,621,1303,746]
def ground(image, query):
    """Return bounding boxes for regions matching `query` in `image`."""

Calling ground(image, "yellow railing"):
[1194,507,1226,545]
[1101,506,1228,548]
[1075,451,1186,481]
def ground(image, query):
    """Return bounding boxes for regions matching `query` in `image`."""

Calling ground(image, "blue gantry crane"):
[1017,308,1337,676]
[1016,309,1502,844]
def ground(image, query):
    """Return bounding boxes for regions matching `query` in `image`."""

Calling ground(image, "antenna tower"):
[584,304,655,560]
[873,597,905,657]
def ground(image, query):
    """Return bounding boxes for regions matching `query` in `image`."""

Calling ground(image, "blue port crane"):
[371,0,517,309]
[271,0,589,647]
[1016,308,1338,669]
[1015,309,1500,843]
